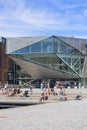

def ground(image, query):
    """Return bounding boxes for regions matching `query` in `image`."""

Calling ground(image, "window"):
[31,42,41,52]
[42,38,53,53]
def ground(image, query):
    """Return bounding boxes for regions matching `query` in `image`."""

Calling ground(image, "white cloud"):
[0,0,87,37]
[74,35,87,39]
[0,0,68,32]
[17,10,67,28]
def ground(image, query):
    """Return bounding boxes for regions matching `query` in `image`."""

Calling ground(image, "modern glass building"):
[6,35,87,87]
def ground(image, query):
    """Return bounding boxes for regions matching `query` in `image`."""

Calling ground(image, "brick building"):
[0,37,16,84]
[0,37,8,84]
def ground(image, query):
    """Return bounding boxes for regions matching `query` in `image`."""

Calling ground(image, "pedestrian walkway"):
[0,99,87,130]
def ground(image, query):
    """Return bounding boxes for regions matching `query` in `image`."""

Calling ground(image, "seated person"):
[63,93,67,101]
[53,86,58,95]
[59,94,67,101]
[75,95,81,100]
[24,91,29,97]
[40,87,48,102]
[20,90,29,97]
[7,89,14,97]
[0,89,6,95]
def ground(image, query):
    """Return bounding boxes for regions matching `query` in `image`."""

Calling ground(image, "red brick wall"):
[0,42,8,84]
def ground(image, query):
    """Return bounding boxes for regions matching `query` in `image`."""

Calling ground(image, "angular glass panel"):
[53,37,58,53]
[59,40,68,53]
[12,37,53,54]
[53,36,81,54]
[12,46,31,54]
[58,40,74,53]
[62,57,71,65]
[42,37,53,53]
[31,42,41,52]
[25,46,30,52]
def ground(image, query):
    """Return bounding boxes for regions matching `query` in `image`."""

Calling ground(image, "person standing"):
[40,82,44,90]
[29,83,33,95]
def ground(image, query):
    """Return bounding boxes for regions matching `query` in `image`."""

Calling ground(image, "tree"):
[16,68,35,87]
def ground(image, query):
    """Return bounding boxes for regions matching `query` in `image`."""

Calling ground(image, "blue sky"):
[0,0,87,38]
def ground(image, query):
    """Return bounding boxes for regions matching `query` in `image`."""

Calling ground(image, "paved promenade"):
[0,99,87,130]
[0,88,87,130]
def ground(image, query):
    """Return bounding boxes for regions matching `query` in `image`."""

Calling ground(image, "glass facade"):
[12,36,81,54]
[13,37,53,54]
[9,36,83,79]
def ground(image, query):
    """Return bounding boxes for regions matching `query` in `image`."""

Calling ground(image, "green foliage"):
[16,68,35,86]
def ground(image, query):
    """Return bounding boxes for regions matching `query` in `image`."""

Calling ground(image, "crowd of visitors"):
[39,81,68,102]
[0,82,32,97]
[0,80,82,101]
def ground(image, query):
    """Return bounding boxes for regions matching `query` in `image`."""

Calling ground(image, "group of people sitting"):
[54,85,68,101]
[0,82,34,97]
[40,82,68,102]
[1,85,21,97]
